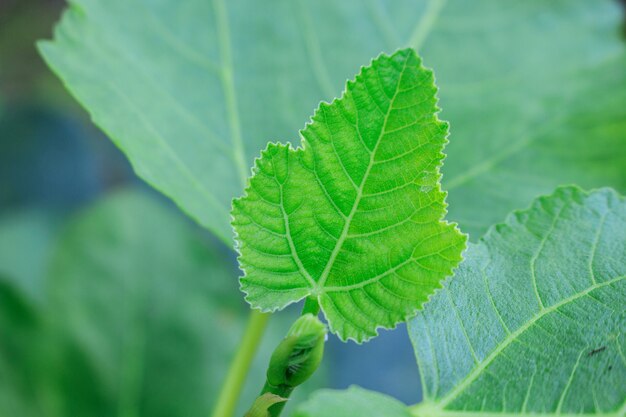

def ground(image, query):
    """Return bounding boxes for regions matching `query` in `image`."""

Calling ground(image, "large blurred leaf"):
[233,49,465,342]
[432,2,626,238]
[39,0,626,242]
[0,191,323,417]
[293,386,411,417]
[45,190,244,417]
[409,187,626,414]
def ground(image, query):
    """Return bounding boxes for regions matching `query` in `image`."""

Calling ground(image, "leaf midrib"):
[296,0,335,99]
[421,274,625,411]
[408,0,446,50]
[213,0,248,186]
[311,53,412,295]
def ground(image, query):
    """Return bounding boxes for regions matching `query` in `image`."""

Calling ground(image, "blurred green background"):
[0,1,422,416]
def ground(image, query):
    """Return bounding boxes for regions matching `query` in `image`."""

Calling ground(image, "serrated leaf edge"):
[232,48,467,343]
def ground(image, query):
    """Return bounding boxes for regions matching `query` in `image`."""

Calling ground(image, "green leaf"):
[431,2,626,238]
[45,190,245,417]
[39,0,626,242]
[409,187,626,415]
[293,386,411,417]
[232,49,465,342]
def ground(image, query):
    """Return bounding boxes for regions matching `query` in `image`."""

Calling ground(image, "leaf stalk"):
[211,309,269,417]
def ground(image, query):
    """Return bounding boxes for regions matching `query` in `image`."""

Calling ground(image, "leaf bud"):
[266,313,327,388]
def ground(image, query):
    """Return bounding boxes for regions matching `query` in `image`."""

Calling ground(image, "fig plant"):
[1,1,621,417]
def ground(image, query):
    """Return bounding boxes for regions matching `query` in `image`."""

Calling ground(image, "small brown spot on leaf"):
[588,346,606,357]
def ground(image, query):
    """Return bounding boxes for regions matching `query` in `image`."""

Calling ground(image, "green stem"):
[211,309,270,417]
[259,382,293,417]
[301,297,320,316]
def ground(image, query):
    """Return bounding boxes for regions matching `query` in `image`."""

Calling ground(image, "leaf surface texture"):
[232,49,465,342]
[409,187,626,415]
[39,0,626,241]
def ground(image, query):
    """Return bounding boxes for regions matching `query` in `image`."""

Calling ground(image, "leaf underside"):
[39,0,626,243]
[232,49,465,342]
[410,187,626,415]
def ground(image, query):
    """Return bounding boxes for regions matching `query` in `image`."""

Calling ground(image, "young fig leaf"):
[232,49,466,342]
